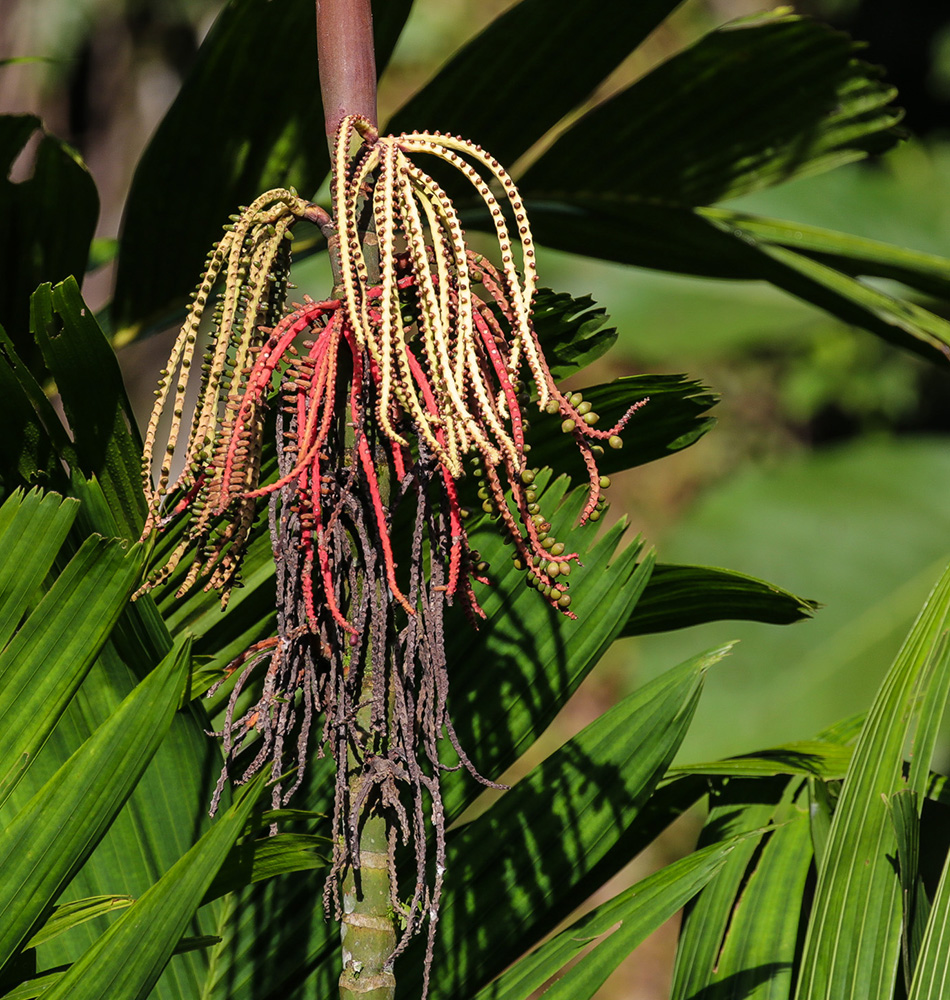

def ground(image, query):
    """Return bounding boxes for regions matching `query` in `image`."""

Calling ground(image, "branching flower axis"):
[140,114,644,985]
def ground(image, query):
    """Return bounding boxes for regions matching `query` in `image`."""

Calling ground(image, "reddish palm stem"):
[316,0,378,139]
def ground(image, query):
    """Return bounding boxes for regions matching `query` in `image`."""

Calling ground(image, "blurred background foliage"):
[3,0,950,995]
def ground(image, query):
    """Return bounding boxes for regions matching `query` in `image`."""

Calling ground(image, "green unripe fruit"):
[561,419,576,433]
[576,401,592,415]
[608,435,623,450]
[589,510,602,521]
[547,561,560,577]
[550,542,565,556]
[583,412,599,425]
[521,470,536,485]
[544,400,560,415]
[569,391,584,407]
[558,593,572,609]
[600,476,611,489]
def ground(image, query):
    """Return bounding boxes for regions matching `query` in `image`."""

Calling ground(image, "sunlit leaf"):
[31,279,145,538]
[402,645,727,1000]
[672,776,797,999]
[624,563,818,636]
[41,776,265,1000]
[0,637,190,970]
[478,836,747,1000]
[0,529,143,808]
[25,897,134,950]
[521,13,901,206]
[670,740,852,780]
[794,563,950,1000]
[526,375,717,480]
[0,489,77,650]
[388,0,682,172]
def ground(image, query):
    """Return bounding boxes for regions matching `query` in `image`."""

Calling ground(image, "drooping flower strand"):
[331,115,646,530]
[139,188,328,601]
[204,321,504,990]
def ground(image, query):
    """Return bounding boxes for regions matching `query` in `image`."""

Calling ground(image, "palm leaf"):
[908,837,950,999]
[0,637,191,973]
[477,836,749,1000]
[793,562,950,999]
[388,0,682,169]
[0,525,143,807]
[40,776,266,1000]
[0,116,98,373]
[24,897,134,951]
[30,280,145,538]
[401,645,727,1000]
[0,489,78,649]
[623,564,818,636]
[520,13,901,205]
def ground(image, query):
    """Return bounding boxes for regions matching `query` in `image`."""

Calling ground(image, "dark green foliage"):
[0,117,98,375]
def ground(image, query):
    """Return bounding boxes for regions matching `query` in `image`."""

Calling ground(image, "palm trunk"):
[315,5,394,998]
[316,0,377,140]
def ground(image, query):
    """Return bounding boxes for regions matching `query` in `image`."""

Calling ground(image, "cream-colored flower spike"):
[137,188,324,598]
[332,114,548,477]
